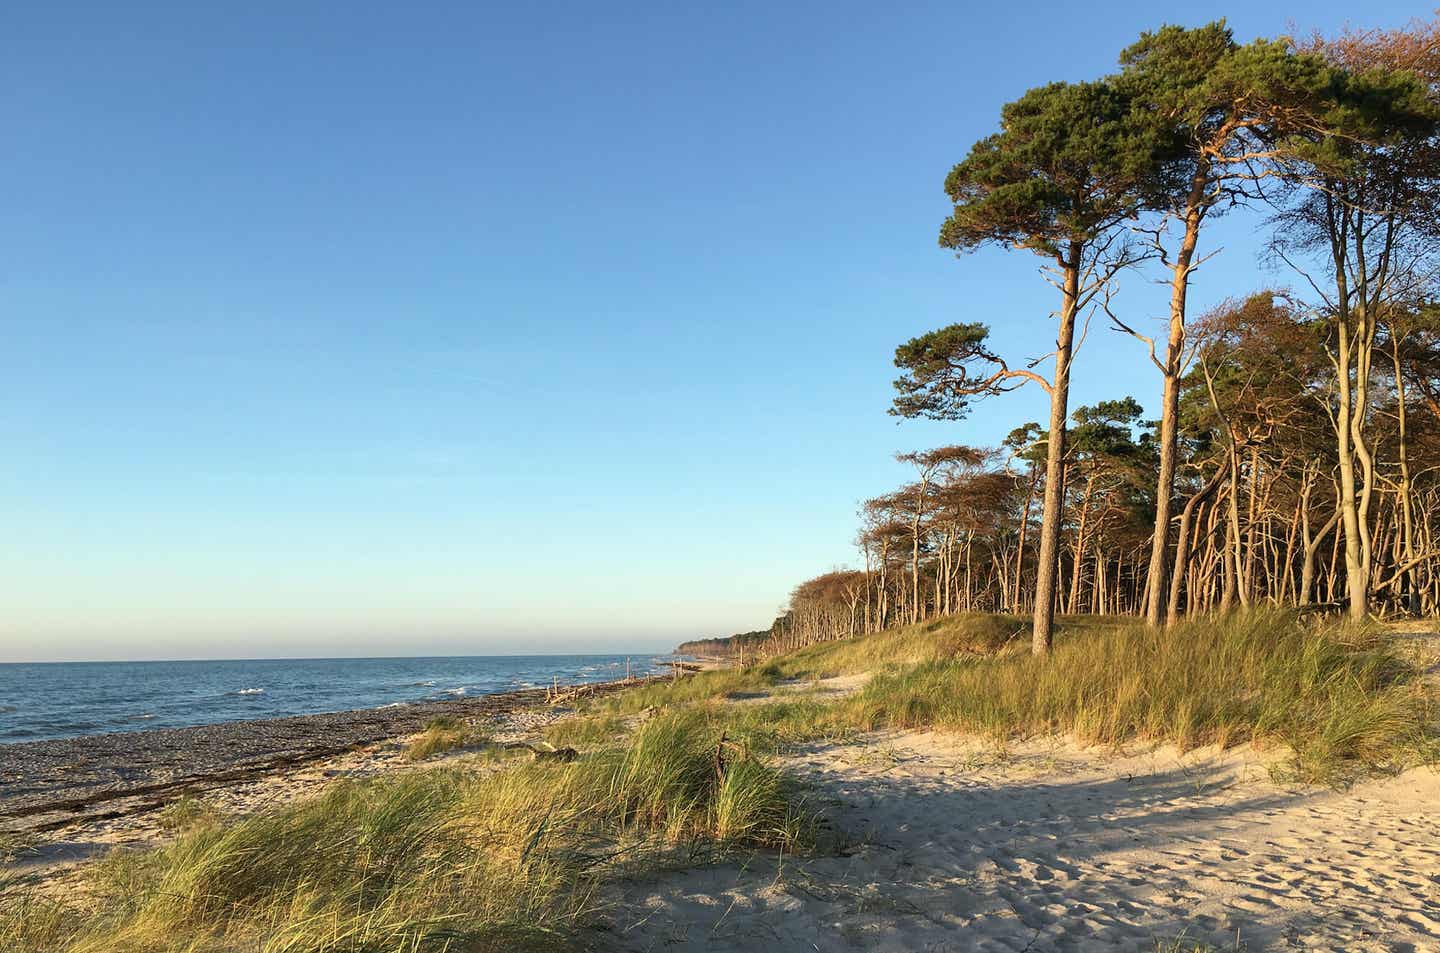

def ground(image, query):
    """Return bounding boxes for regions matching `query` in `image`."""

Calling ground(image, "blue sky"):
[0,1,1423,661]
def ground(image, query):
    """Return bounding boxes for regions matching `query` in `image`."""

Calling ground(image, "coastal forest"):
[744,18,1440,657]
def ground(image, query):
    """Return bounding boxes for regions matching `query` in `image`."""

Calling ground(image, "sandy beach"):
[605,728,1440,951]
[6,652,1438,952]
[598,644,1440,953]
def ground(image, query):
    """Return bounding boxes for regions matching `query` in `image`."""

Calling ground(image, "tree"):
[1064,398,1150,613]
[895,446,988,624]
[715,16,1440,660]
[899,79,1160,654]
[1270,27,1440,619]
[1113,22,1337,627]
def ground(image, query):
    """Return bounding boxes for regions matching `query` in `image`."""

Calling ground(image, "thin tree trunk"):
[1031,245,1081,655]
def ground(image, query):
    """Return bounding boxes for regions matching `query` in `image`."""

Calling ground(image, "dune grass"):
[0,709,808,953]
[543,711,628,750]
[3,611,1429,951]
[607,665,783,713]
[607,613,1037,715]
[1152,934,1246,952]
[404,715,487,761]
[838,610,1434,784]
[604,611,1433,786]
[765,612,1031,679]
[154,794,224,834]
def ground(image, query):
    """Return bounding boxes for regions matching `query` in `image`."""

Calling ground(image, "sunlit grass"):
[0,710,808,953]
[4,611,1430,952]
[838,611,1434,784]
[766,612,1030,678]
[404,715,487,761]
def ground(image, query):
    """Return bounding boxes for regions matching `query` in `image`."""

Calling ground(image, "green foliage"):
[891,322,1010,420]
[940,79,1161,260]
[1002,421,1046,467]
[1117,23,1334,185]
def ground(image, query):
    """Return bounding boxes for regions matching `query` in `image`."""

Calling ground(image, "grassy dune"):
[607,612,1037,714]
[609,610,1435,785]
[0,710,807,953]
[843,611,1434,784]
[3,611,1432,951]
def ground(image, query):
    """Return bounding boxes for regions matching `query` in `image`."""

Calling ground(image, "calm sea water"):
[0,655,680,744]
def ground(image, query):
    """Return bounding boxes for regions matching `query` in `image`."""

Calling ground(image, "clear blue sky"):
[0,1,1421,661]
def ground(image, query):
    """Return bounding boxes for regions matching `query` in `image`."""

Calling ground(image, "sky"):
[0,1,1426,661]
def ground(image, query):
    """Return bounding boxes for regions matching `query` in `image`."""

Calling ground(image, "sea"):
[0,654,682,744]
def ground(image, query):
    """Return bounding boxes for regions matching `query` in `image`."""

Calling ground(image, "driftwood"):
[712,733,747,783]
[502,741,580,763]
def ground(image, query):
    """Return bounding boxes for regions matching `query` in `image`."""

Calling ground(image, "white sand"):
[605,731,1440,952]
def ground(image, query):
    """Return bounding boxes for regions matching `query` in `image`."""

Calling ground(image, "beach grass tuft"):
[4,610,1430,952]
[0,709,808,953]
[838,610,1434,785]
[404,715,485,761]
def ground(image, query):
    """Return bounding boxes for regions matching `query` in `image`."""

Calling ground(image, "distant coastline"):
[674,629,770,658]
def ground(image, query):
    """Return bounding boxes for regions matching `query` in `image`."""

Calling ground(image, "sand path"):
[605,731,1440,952]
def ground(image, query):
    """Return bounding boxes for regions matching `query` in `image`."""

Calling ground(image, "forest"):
[758,17,1440,657]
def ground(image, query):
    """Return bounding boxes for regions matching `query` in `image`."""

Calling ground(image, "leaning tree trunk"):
[1165,460,1228,626]
[1013,466,1039,614]
[1144,171,1206,627]
[1031,246,1080,656]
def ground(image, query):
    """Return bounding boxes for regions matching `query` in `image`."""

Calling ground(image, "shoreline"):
[0,676,655,838]
[5,618,1438,951]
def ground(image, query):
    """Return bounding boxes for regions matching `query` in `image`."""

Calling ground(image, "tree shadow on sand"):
[594,743,1436,953]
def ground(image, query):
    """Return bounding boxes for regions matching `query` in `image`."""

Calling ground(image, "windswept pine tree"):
[745,15,1440,655]
[1112,22,1338,626]
[898,79,1162,654]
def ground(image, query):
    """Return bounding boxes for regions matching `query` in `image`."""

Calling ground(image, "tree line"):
[758,18,1440,657]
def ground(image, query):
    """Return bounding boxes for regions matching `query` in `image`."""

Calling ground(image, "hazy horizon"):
[0,647,686,665]
[4,0,1424,663]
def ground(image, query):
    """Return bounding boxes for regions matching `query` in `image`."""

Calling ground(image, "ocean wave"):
[412,680,436,687]
[444,687,468,697]
[378,702,405,709]
[234,688,266,695]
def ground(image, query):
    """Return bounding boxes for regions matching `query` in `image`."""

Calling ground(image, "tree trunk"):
[1166,461,1228,626]
[1031,244,1081,655]
[1144,170,1207,627]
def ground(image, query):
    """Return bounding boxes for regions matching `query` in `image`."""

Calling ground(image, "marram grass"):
[0,709,807,953]
[616,611,1433,786]
[404,715,483,761]
[3,611,1430,951]
[837,610,1434,784]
